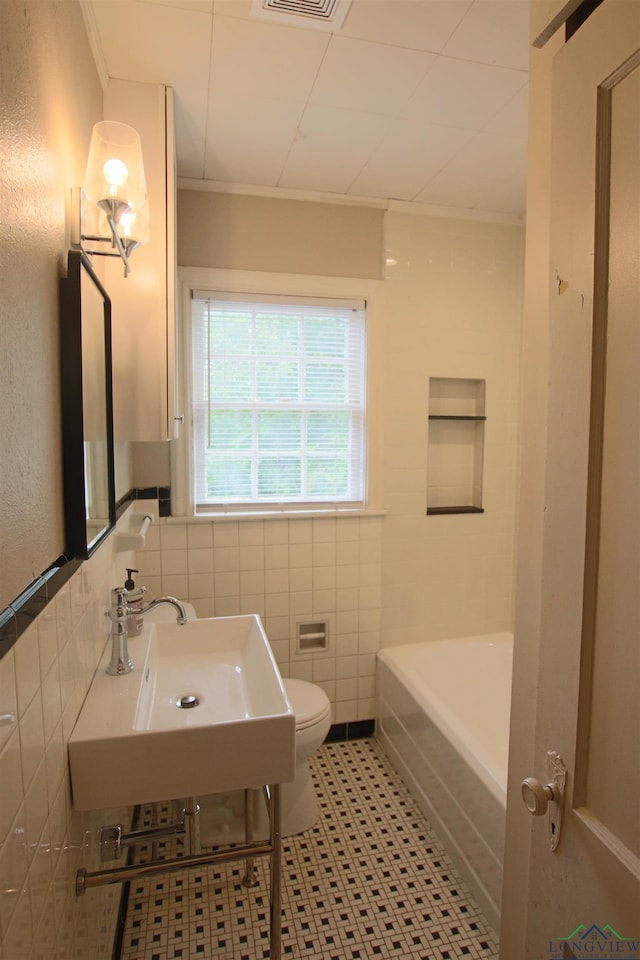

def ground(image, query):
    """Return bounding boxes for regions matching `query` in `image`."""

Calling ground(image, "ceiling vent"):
[251,0,352,32]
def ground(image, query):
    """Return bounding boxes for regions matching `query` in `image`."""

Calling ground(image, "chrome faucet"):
[139,596,188,624]
[106,588,187,676]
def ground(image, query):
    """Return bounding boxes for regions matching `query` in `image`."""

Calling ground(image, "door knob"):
[521,751,567,851]
[521,777,557,815]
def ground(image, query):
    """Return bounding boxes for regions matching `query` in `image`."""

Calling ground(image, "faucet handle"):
[107,587,129,625]
[106,587,135,675]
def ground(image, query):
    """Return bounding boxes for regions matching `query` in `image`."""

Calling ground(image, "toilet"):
[197,678,331,844]
[280,678,332,836]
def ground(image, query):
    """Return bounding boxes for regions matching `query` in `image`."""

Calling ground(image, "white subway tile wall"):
[381,212,523,647]
[136,514,383,726]
[0,508,141,959]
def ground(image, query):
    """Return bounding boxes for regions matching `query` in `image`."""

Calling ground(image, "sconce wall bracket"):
[71,187,131,277]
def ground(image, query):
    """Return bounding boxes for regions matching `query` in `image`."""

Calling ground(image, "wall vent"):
[251,0,352,32]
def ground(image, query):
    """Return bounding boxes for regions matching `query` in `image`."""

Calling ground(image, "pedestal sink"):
[69,613,295,810]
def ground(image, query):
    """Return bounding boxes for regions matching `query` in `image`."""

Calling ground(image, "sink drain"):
[177,694,200,709]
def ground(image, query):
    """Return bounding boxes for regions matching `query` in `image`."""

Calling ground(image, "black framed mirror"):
[59,249,116,558]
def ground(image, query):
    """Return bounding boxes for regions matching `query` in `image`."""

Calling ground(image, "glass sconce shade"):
[83,121,147,221]
[118,196,150,252]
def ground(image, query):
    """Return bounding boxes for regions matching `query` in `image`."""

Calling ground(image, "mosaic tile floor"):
[118,739,498,960]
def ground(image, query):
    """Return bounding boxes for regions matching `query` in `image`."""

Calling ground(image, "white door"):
[510,2,640,956]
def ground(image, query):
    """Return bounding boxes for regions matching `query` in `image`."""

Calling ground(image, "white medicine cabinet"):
[104,80,180,442]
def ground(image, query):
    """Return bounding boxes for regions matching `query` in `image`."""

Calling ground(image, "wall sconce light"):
[73,121,149,277]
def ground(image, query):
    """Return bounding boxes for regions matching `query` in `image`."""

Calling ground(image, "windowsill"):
[165,507,387,524]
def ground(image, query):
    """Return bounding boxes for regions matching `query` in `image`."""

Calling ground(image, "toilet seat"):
[284,678,331,731]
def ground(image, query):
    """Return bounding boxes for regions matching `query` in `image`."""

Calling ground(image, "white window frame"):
[171,268,383,519]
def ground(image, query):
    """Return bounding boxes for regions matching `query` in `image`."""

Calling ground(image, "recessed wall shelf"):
[427,378,486,515]
[427,505,485,515]
[429,415,487,421]
[297,621,329,653]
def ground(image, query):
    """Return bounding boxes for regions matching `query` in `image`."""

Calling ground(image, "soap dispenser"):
[124,568,146,637]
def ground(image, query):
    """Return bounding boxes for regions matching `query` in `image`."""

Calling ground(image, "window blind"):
[191,294,366,510]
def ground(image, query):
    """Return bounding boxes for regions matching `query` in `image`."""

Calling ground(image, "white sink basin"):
[68,612,295,810]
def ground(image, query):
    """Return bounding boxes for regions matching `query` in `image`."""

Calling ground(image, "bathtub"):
[376,632,513,934]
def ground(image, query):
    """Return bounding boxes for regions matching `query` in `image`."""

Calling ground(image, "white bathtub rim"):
[378,632,513,808]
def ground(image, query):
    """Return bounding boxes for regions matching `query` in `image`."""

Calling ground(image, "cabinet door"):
[104,80,178,441]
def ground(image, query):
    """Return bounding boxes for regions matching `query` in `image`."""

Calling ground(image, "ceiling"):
[86,0,530,218]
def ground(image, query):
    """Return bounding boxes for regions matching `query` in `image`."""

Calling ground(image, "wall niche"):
[427,377,486,515]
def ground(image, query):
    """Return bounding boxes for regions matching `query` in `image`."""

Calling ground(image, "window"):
[190,292,366,511]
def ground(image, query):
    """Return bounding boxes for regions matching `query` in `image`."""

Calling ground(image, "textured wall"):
[0,4,129,956]
[0,0,102,609]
